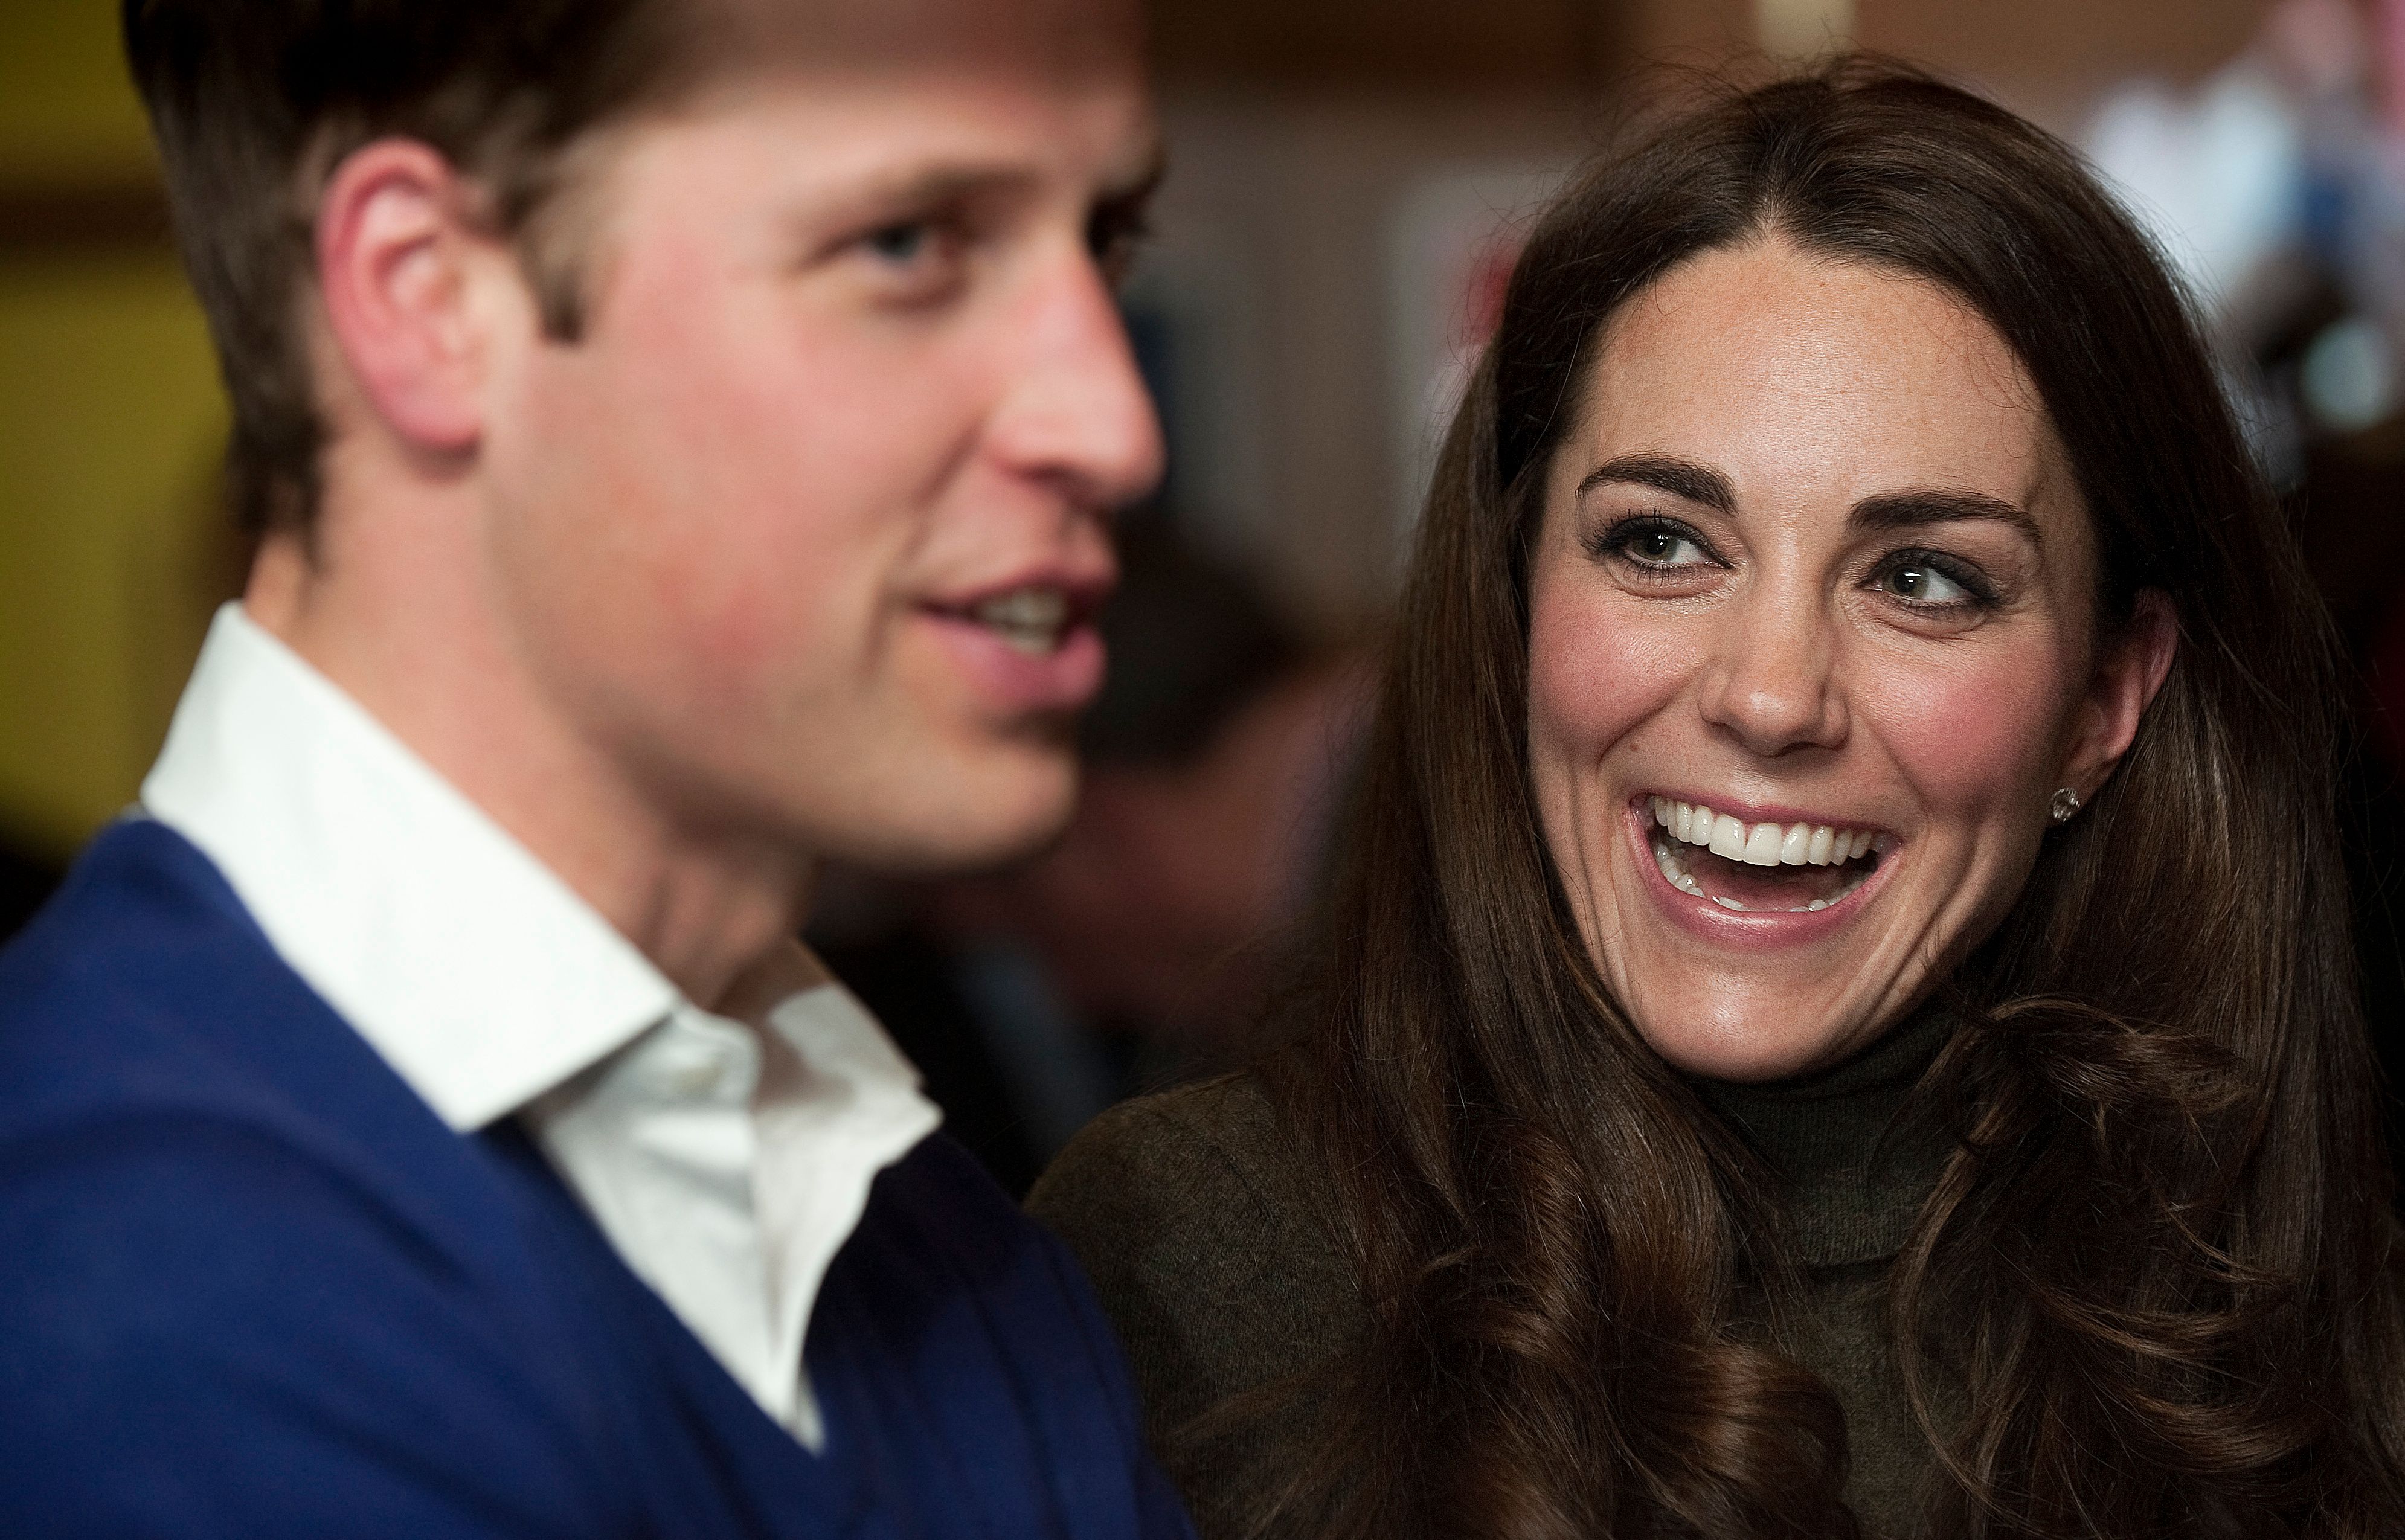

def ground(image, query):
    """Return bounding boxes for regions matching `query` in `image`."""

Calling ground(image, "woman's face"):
[1526,237,2167,1082]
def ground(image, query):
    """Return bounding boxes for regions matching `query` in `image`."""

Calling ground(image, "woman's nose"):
[1697,591,1848,757]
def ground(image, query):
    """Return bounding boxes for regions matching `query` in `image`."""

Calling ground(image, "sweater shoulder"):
[1034,1074,1300,1222]
[1030,1074,1347,1325]
[1029,1075,1358,1529]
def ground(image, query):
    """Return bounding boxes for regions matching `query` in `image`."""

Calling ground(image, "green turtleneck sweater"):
[1027,1011,1956,1540]
[1696,1007,1957,1530]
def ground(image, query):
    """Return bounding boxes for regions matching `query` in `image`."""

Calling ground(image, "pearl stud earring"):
[2049,786,2082,824]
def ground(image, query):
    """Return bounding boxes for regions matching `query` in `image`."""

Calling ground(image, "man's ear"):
[2058,588,2178,802]
[315,139,514,455]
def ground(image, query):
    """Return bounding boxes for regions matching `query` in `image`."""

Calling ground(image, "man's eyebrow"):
[1576,454,1736,514]
[841,162,1045,213]
[1099,144,1168,206]
[1849,489,2045,550]
[808,147,1166,236]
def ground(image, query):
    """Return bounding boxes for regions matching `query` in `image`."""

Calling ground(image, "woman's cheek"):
[1866,638,2070,824]
[1526,584,1693,765]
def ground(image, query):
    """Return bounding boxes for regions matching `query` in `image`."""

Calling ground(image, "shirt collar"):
[141,603,682,1130]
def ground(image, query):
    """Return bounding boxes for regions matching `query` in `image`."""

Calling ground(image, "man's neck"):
[245,524,811,1013]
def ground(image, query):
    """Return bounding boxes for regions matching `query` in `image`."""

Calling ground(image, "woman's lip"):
[920,610,1107,714]
[1622,798,1898,944]
[1639,789,1891,838]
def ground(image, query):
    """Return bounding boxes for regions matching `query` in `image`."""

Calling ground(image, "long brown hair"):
[1261,60,2405,1538]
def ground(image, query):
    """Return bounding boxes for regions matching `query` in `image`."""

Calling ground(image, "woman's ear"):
[313,138,516,456]
[2058,588,2177,801]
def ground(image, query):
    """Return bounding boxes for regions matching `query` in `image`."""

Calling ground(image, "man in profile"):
[0,1,1186,1534]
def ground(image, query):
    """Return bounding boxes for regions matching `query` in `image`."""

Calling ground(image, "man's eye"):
[847,219,971,306]
[865,222,933,264]
[1087,205,1153,283]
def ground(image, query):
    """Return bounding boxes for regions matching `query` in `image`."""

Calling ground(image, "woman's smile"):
[1635,793,1890,914]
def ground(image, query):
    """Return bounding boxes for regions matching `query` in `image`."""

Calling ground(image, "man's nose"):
[987,246,1165,512]
[1697,585,1849,757]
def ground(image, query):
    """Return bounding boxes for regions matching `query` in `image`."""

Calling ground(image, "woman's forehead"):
[1562,238,2079,544]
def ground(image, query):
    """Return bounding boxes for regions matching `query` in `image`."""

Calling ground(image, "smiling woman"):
[1029,59,2405,1540]
[1523,236,2172,1084]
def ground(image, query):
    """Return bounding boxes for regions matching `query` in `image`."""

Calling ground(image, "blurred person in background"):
[818,516,1366,1195]
[1035,64,2405,1539]
[0,1,1197,1536]
[2088,0,2405,1177]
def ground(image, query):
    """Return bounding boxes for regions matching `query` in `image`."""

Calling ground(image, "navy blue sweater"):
[0,820,1194,1540]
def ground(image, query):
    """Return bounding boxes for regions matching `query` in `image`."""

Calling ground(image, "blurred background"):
[10,0,2405,1193]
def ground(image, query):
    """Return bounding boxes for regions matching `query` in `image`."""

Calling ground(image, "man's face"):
[475,6,1162,876]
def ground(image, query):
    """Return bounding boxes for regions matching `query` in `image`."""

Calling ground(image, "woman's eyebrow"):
[1574,460,2046,552]
[1576,454,1736,512]
[1850,490,2046,551]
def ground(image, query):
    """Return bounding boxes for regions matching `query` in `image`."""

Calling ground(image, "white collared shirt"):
[140,603,940,1451]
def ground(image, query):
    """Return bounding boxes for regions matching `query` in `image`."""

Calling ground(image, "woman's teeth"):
[1649,795,1878,867]
[1645,795,1883,913]
[969,587,1071,655]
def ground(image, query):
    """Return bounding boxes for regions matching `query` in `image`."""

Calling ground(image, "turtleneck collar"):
[1694,1006,1957,1268]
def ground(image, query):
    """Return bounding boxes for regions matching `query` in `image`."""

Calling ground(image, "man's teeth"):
[969,587,1070,655]
[1648,795,1881,868]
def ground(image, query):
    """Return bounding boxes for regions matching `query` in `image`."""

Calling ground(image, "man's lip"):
[921,612,1108,714]
[921,563,1116,621]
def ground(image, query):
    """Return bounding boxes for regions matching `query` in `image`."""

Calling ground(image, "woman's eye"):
[1871,553,1995,611]
[1884,563,1962,603]
[1614,524,1712,566]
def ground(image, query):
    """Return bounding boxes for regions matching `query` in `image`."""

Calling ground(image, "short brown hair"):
[122,0,706,536]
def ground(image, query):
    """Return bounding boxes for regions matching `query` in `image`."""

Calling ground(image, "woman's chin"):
[1628,1005,1885,1083]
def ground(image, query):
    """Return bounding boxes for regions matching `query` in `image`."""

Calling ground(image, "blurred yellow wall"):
[0,0,230,861]
[0,0,155,185]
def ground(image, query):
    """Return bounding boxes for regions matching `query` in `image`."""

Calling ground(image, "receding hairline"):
[691,0,1145,91]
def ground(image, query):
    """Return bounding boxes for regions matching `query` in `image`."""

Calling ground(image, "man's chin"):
[820,758,1080,879]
